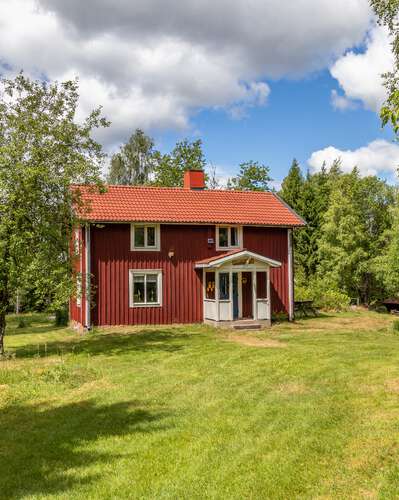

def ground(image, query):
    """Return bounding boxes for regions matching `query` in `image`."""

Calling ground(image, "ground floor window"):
[129,270,162,307]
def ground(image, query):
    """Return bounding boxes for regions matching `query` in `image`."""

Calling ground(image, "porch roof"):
[195,249,282,269]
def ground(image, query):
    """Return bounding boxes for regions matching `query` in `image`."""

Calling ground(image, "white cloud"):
[331,89,357,111]
[330,24,394,112]
[0,0,373,148]
[308,139,399,177]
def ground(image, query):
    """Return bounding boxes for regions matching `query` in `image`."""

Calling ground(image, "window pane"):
[146,274,158,303]
[256,272,267,299]
[134,226,145,247]
[206,272,215,300]
[133,275,145,303]
[147,226,156,247]
[230,227,238,246]
[219,227,228,247]
[219,272,230,300]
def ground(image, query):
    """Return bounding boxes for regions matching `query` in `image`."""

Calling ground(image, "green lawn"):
[1,311,399,499]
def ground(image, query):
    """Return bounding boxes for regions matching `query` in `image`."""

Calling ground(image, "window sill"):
[130,303,162,308]
[130,247,161,252]
[216,246,242,252]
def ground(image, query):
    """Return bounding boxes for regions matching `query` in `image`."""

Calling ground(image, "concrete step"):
[233,323,262,330]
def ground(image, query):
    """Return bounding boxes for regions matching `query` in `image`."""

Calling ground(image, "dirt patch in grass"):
[276,382,308,395]
[275,313,392,335]
[385,379,399,393]
[224,334,286,348]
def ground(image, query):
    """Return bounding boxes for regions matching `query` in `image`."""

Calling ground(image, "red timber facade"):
[70,171,305,328]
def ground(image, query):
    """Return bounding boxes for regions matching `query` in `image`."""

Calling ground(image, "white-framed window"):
[131,224,160,251]
[129,269,162,307]
[216,225,242,250]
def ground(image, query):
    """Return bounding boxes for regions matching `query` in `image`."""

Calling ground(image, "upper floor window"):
[216,225,242,251]
[131,224,160,251]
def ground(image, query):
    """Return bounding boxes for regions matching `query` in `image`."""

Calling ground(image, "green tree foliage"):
[152,139,206,187]
[0,74,107,353]
[279,160,332,279]
[370,0,399,135]
[317,169,394,301]
[279,159,304,209]
[108,129,155,185]
[228,161,271,191]
[281,158,395,304]
[374,192,399,295]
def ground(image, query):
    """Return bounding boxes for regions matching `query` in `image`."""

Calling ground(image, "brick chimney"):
[183,169,205,190]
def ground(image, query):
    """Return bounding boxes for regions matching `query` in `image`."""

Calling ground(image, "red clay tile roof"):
[195,249,245,265]
[195,249,282,268]
[74,185,305,227]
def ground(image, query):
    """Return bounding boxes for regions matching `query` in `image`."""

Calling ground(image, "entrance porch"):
[195,250,281,326]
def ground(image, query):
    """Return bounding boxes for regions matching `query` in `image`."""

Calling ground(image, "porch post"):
[215,269,220,322]
[267,266,271,320]
[229,269,233,321]
[252,270,257,320]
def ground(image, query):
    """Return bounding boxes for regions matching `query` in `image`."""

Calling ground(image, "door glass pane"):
[219,227,228,247]
[205,272,215,300]
[146,274,158,303]
[134,226,145,247]
[133,275,145,303]
[219,272,230,300]
[256,272,267,299]
[147,226,156,247]
[230,227,238,246]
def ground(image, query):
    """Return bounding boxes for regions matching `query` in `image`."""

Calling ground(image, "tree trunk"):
[0,287,9,355]
[0,308,5,355]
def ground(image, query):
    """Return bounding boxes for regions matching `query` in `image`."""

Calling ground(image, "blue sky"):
[154,70,394,184]
[1,0,398,185]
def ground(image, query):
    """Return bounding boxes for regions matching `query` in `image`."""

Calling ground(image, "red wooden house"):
[70,170,305,329]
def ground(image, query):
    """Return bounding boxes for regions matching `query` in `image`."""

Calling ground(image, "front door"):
[242,272,253,318]
[232,273,239,320]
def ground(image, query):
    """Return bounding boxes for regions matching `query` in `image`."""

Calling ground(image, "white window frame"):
[129,269,163,308]
[130,224,161,251]
[216,225,243,251]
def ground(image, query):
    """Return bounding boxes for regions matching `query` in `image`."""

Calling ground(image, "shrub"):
[295,280,350,311]
[17,316,28,329]
[375,305,389,314]
[54,306,69,326]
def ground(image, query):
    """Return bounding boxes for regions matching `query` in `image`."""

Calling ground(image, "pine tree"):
[279,158,304,210]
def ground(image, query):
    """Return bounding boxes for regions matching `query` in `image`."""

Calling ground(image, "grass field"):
[1,310,399,499]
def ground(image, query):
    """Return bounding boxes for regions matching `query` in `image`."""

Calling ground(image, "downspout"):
[85,224,91,330]
[288,228,294,321]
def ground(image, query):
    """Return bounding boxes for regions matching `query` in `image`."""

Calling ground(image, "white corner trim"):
[130,223,161,251]
[85,224,91,329]
[287,228,294,321]
[129,269,163,308]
